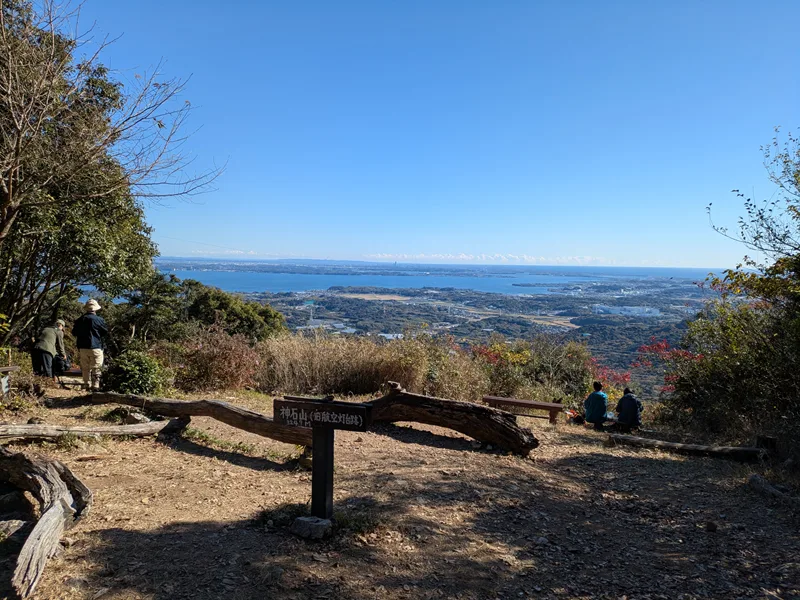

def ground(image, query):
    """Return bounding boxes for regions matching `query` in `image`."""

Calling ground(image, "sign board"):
[1,375,8,397]
[274,397,373,520]
[274,399,371,432]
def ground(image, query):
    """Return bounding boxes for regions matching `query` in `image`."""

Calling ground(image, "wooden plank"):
[0,366,20,374]
[91,392,313,447]
[483,396,564,410]
[609,434,767,462]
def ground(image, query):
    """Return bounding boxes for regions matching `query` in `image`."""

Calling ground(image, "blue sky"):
[79,1,798,268]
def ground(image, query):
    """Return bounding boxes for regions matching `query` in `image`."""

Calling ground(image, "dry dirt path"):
[2,390,798,600]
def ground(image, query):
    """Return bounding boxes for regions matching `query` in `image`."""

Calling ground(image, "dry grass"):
[255,333,488,401]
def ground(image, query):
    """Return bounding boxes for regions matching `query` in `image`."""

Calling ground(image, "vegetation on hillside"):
[646,128,800,456]
[0,0,217,344]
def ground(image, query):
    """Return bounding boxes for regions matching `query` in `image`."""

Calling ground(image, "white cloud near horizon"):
[363,253,619,265]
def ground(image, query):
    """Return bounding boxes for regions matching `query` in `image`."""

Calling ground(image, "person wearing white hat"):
[72,299,108,390]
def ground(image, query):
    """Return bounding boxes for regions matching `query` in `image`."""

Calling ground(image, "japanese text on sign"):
[278,406,364,429]
[273,398,372,432]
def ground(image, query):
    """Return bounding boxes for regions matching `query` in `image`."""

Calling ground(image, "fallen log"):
[91,392,312,447]
[0,448,92,598]
[0,419,188,442]
[748,474,800,510]
[608,434,767,462]
[367,382,539,456]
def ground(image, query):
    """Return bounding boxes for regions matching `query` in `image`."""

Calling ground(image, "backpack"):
[53,354,72,375]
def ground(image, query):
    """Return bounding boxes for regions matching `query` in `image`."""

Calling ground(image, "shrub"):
[174,326,260,392]
[472,336,599,404]
[104,350,172,396]
[639,301,800,456]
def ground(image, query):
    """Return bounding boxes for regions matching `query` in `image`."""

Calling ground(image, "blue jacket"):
[72,313,108,350]
[616,393,643,427]
[584,391,608,424]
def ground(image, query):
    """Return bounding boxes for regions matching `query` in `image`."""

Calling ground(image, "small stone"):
[141,497,150,505]
[124,412,150,425]
[266,519,274,527]
[355,437,364,442]
[705,521,718,533]
[64,577,89,590]
[486,445,494,451]
[535,536,550,545]
[27,417,46,425]
[290,516,332,540]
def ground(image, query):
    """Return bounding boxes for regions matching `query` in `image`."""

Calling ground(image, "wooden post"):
[274,397,372,521]
[311,427,335,519]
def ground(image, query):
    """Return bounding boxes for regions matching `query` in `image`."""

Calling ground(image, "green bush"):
[641,301,800,455]
[104,350,171,395]
[472,336,597,404]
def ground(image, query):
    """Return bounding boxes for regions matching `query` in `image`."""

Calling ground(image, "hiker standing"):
[584,381,608,431]
[72,299,108,390]
[31,319,66,380]
[615,387,643,433]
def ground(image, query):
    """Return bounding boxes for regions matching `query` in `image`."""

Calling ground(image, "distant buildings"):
[592,305,661,317]
[296,319,358,334]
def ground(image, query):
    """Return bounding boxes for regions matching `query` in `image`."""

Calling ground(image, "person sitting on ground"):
[615,387,643,433]
[31,319,66,381]
[584,381,608,431]
[72,299,108,391]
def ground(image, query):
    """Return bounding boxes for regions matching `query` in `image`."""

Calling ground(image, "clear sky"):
[78,0,798,268]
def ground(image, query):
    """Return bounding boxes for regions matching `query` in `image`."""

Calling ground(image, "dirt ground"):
[2,389,799,600]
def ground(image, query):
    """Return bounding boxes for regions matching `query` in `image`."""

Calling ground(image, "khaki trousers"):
[79,348,104,389]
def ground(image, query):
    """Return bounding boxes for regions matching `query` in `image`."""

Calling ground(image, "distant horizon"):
[156,255,723,272]
[79,1,799,269]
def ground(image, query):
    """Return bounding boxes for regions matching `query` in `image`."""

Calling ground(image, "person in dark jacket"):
[584,381,608,431]
[615,387,643,433]
[72,299,108,390]
[32,319,66,380]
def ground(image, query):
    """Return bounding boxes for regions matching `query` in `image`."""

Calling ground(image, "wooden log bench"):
[482,396,564,424]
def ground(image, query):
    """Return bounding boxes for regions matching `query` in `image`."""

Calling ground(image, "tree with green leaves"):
[100,273,286,352]
[652,128,800,449]
[0,0,219,342]
[0,0,218,248]
[708,127,800,302]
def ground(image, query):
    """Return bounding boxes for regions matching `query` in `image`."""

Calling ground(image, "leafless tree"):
[0,0,220,249]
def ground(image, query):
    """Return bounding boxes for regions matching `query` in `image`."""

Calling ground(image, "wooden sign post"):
[274,397,372,520]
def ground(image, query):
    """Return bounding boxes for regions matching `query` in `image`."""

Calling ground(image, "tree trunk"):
[367,382,539,456]
[91,392,312,447]
[608,434,767,462]
[0,448,92,598]
[0,419,188,442]
[748,474,800,510]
